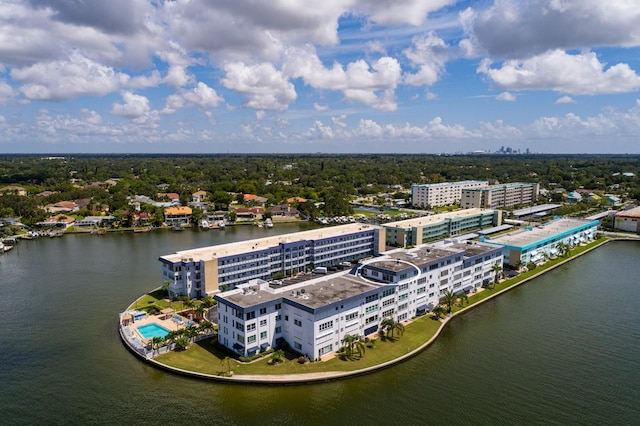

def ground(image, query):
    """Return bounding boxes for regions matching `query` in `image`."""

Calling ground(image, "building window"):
[365,305,378,314]
[275,326,282,334]
[345,312,358,321]
[365,315,378,324]
[319,320,333,331]
[382,288,394,298]
[294,319,302,327]
[247,335,256,343]
[237,334,244,343]
[398,294,408,301]
[294,342,302,350]
[246,323,256,332]
[275,303,282,310]
[365,294,379,303]
[260,331,267,340]
[275,315,281,321]
[246,311,255,320]
[260,319,267,327]
[259,307,267,315]
[417,287,426,294]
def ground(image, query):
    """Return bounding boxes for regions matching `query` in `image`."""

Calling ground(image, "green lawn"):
[127,288,195,312]
[154,237,610,377]
[157,315,442,376]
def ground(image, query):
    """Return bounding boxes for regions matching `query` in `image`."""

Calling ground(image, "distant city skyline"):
[1,1,640,154]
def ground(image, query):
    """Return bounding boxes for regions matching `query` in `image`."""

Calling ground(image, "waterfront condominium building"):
[214,240,504,359]
[158,223,386,299]
[461,183,540,209]
[383,208,502,247]
[482,218,599,268]
[411,180,488,208]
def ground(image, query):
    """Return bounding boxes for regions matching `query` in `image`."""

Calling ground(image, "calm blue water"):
[0,228,638,425]
[136,323,170,339]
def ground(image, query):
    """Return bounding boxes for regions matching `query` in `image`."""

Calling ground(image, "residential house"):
[164,206,192,226]
[0,185,27,196]
[192,191,207,203]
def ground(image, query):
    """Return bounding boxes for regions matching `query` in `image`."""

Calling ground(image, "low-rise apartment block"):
[411,180,488,208]
[214,240,504,359]
[483,218,599,267]
[383,208,501,247]
[461,183,540,209]
[159,223,386,299]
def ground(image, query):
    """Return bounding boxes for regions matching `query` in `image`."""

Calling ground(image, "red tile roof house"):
[157,192,180,202]
[243,194,269,204]
[0,185,28,196]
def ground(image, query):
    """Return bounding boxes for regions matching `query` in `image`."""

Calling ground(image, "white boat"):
[199,219,210,230]
[217,220,226,229]
[265,218,273,228]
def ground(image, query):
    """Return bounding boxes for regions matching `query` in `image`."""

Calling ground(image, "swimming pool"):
[136,323,170,339]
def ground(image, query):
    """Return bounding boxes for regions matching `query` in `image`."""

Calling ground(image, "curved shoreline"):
[120,237,632,385]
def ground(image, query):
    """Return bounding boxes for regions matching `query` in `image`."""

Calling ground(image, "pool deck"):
[124,312,193,345]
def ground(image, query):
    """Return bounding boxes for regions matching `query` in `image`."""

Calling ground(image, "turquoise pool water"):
[136,323,170,339]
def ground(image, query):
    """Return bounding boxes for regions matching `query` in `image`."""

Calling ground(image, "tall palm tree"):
[380,318,404,338]
[341,334,356,358]
[351,335,366,358]
[184,325,199,343]
[441,289,457,314]
[162,280,172,308]
[491,263,503,286]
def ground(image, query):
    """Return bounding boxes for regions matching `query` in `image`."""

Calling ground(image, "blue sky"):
[1,0,640,154]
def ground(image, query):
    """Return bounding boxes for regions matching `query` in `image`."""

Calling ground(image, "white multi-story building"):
[411,181,488,208]
[158,223,386,299]
[461,183,540,209]
[215,241,505,359]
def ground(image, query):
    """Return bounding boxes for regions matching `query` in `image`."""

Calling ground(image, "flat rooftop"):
[486,218,596,248]
[160,223,381,262]
[383,208,494,229]
[220,273,381,310]
[512,204,561,217]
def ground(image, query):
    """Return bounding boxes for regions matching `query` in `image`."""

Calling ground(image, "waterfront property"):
[411,180,488,208]
[159,223,386,299]
[382,208,501,247]
[482,218,599,267]
[214,240,504,359]
[461,182,539,209]
[613,206,640,232]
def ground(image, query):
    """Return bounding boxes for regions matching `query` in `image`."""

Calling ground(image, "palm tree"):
[380,318,404,338]
[350,335,366,358]
[340,334,366,358]
[194,304,206,321]
[441,289,457,314]
[162,280,172,308]
[270,349,285,364]
[198,320,214,335]
[184,325,199,343]
[457,291,469,307]
[201,296,215,309]
[221,356,233,376]
[151,336,165,355]
[173,335,190,351]
[557,242,570,258]
[431,305,446,319]
[341,334,356,358]
[491,263,503,287]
